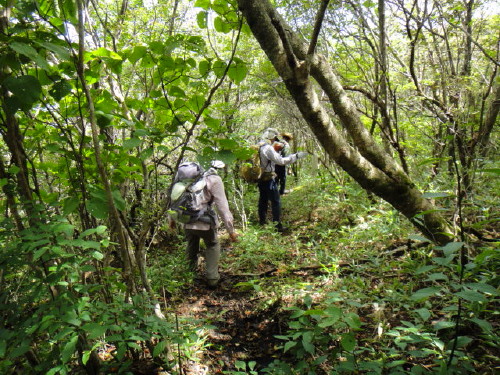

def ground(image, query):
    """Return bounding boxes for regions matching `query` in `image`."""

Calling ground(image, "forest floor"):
[173,272,286,375]
[129,182,499,375]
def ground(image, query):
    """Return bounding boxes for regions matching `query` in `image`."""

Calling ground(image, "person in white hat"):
[257,128,307,232]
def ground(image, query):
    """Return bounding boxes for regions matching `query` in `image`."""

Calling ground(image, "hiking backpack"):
[239,145,262,183]
[240,143,276,183]
[168,162,214,225]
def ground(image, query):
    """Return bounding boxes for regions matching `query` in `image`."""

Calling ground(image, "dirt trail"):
[173,274,284,374]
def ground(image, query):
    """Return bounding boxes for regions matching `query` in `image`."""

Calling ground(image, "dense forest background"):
[0,0,498,374]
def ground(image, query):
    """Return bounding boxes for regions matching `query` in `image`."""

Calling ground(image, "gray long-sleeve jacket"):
[259,142,298,172]
[185,173,235,233]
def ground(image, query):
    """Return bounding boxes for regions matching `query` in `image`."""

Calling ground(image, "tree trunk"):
[237,0,454,245]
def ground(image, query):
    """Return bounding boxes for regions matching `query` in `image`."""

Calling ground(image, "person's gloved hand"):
[296,152,308,159]
[229,232,239,242]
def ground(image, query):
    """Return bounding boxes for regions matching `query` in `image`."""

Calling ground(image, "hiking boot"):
[275,223,287,233]
[206,278,219,289]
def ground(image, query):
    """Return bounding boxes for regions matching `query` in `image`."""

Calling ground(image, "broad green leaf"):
[86,197,108,219]
[91,47,122,60]
[436,241,463,256]
[2,75,42,113]
[49,80,72,101]
[204,116,220,130]
[140,53,156,68]
[433,321,455,331]
[61,334,78,363]
[213,60,227,77]
[411,287,441,301]
[408,234,431,242]
[228,60,248,84]
[128,46,147,64]
[194,0,211,9]
[92,250,104,260]
[140,148,154,161]
[38,0,57,18]
[199,59,211,76]
[425,272,448,281]
[414,308,431,322]
[340,332,356,351]
[82,350,91,365]
[54,222,75,237]
[284,341,297,353]
[8,165,20,174]
[63,197,80,215]
[60,0,78,25]
[82,323,108,339]
[80,225,107,238]
[469,317,493,333]
[214,16,232,33]
[149,41,164,55]
[33,247,48,261]
[169,85,186,98]
[464,282,498,295]
[455,290,488,302]
[218,138,238,150]
[302,333,315,354]
[187,95,205,112]
[454,336,473,348]
[10,41,50,70]
[122,137,142,149]
[153,340,167,357]
[104,57,123,75]
[345,313,362,330]
[432,255,456,266]
[318,317,340,328]
[112,190,126,211]
[36,41,71,61]
[289,309,305,319]
[10,343,31,359]
[197,11,208,29]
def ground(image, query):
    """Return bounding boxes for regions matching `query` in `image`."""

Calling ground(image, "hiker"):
[169,160,238,288]
[275,132,293,195]
[257,128,307,232]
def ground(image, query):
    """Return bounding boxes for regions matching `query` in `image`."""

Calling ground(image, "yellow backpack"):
[239,145,263,183]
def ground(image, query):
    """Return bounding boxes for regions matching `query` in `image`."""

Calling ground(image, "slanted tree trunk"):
[237,0,454,245]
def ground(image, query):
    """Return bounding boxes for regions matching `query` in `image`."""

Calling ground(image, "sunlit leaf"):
[213,60,227,77]
[197,11,208,29]
[194,0,210,9]
[128,45,147,64]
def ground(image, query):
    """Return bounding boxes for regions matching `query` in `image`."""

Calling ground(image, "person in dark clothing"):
[275,132,293,195]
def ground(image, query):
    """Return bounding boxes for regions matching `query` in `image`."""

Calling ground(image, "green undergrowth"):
[216,175,499,374]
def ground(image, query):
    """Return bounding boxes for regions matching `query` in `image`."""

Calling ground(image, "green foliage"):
[0,214,194,373]
[270,293,362,373]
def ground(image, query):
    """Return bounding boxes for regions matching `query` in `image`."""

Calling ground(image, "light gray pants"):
[185,227,220,282]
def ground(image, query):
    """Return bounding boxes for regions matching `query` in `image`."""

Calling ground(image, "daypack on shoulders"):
[240,143,276,183]
[168,162,215,225]
[240,145,262,183]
